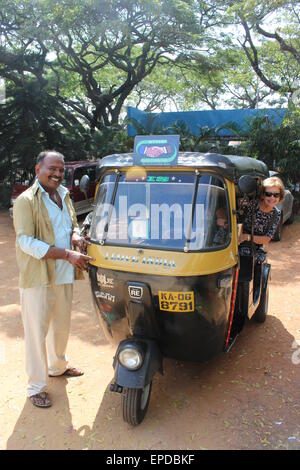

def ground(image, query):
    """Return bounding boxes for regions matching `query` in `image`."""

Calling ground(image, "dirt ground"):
[0,210,299,451]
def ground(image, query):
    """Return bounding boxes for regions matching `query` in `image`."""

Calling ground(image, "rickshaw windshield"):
[90,171,230,251]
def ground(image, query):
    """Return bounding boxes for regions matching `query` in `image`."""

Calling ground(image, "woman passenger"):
[239,176,285,247]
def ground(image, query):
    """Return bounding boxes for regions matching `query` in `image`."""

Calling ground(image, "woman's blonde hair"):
[261,176,285,201]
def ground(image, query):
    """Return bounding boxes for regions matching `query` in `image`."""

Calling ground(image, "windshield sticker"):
[133,135,180,166]
[147,176,170,183]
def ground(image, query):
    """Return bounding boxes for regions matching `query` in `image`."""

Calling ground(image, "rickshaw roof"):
[97,152,269,182]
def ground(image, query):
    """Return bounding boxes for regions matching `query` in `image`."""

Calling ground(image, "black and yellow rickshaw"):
[83,136,271,425]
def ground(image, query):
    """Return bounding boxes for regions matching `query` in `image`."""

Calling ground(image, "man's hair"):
[36,150,65,165]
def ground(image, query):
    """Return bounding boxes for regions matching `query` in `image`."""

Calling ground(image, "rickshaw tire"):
[122,383,152,426]
[253,284,269,323]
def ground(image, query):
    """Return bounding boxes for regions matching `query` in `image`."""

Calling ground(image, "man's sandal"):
[49,367,84,378]
[29,392,51,408]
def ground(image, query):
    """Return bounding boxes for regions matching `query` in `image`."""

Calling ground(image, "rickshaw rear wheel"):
[253,283,269,323]
[122,383,152,426]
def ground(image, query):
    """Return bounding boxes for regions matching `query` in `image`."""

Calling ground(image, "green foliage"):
[0,0,299,188]
[126,115,167,136]
[89,125,132,158]
[222,0,300,96]
[127,116,231,153]
[246,111,300,182]
[0,80,92,183]
[127,108,300,183]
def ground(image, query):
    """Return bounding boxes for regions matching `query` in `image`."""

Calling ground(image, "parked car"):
[269,171,294,241]
[9,160,98,217]
[62,161,98,215]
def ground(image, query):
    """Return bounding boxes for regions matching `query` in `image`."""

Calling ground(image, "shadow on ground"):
[6,315,299,450]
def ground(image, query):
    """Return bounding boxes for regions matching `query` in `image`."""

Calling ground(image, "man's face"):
[35,153,65,192]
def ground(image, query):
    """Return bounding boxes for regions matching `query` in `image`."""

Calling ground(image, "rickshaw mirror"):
[238,175,257,195]
[79,174,90,199]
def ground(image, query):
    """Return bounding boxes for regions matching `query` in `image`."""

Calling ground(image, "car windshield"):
[90,171,230,251]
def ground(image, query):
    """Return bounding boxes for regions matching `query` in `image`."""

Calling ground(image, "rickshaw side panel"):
[89,266,234,362]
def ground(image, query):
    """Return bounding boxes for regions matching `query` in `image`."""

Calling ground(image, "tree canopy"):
[0,0,299,194]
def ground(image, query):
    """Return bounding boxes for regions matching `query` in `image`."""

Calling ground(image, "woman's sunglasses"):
[264,191,280,198]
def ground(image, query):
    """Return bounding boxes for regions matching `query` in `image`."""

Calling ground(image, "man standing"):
[13,150,93,408]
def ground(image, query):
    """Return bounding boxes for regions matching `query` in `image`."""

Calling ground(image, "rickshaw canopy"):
[96,152,269,183]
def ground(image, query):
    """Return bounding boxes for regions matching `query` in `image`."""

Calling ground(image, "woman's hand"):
[239,233,251,243]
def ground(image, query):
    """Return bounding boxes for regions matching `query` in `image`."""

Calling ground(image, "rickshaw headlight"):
[118,347,143,370]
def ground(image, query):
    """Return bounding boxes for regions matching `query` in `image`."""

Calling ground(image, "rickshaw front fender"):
[112,338,163,389]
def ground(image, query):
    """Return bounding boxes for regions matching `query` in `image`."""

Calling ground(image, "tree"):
[0,79,92,184]
[127,63,185,112]
[171,47,276,110]
[39,0,207,128]
[0,0,213,178]
[0,0,226,128]
[223,0,300,98]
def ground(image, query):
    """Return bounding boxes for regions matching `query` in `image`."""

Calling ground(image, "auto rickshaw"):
[83,136,271,426]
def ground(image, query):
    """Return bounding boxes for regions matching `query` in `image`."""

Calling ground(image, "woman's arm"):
[239,232,271,245]
[253,234,271,245]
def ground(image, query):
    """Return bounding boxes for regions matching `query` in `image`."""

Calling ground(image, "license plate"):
[158,291,194,312]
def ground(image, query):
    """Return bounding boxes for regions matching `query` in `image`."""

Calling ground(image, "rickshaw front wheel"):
[122,383,152,426]
[253,283,269,323]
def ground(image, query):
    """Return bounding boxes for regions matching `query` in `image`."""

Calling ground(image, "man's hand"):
[71,232,89,254]
[65,249,94,271]
[44,246,94,270]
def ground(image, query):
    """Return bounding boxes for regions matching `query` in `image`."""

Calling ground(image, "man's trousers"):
[20,284,73,397]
